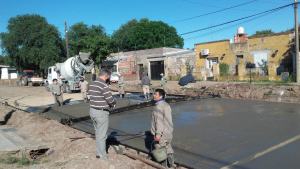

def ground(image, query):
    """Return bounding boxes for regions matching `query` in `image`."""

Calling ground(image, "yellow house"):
[194,31,294,81]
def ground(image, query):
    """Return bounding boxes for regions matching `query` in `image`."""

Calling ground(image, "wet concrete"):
[40,95,300,168]
[71,98,300,169]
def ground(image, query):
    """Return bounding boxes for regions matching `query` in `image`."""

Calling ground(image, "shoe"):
[59,102,63,106]
[96,156,100,158]
[167,154,175,168]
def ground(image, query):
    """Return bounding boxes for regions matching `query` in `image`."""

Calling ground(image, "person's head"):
[80,77,84,82]
[160,73,164,77]
[53,78,57,84]
[60,76,64,79]
[118,73,122,77]
[154,89,165,101]
[98,68,112,81]
[143,72,147,76]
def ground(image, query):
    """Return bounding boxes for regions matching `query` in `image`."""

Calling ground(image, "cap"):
[160,73,164,76]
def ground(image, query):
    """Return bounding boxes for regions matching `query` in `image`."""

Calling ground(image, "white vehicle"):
[45,52,94,93]
[110,73,119,83]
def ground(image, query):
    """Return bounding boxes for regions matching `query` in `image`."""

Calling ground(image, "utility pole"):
[65,21,70,59]
[295,0,300,83]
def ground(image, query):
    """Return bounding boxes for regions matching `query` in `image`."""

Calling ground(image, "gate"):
[150,61,164,80]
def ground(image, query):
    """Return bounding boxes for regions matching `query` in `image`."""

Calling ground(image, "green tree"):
[130,19,184,50]
[111,19,139,52]
[0,14,64,72]
[252,29,275,36]
[68,22,114,64]
[0,55,7,65]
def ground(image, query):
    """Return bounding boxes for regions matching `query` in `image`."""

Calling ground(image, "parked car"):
[110,73,119,83]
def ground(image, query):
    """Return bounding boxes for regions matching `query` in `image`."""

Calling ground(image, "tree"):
[0,55,7,65]
[68,22,114,65]
[0,14,64,72]
[111,19,139,52]
[112,18,184,51]
[252,29,275,36]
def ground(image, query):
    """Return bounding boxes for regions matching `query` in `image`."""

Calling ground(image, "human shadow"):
[1,110,15,125]
[64,98,73,104]
[144,131,155,153]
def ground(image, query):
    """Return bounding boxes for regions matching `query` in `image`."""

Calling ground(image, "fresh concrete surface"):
[0,125,54,154]
[69,98,300,169]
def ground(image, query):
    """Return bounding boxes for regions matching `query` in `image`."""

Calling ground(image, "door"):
[150,61,164,80]
[206,58,218,77]
[139,64,144,80]
[48,67,52,84]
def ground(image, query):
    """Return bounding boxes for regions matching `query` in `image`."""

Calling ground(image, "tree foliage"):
[0,14,64,71]
[252,29,275,36]
[68,22,114,64]
[112,18,184,52]
[0,55,7,65]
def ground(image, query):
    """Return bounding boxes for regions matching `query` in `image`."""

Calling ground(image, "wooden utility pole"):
[65,21,70,59]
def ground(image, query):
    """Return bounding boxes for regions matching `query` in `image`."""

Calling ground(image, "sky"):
[0,0,298,52]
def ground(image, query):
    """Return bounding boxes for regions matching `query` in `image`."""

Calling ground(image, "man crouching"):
[151,89,175,168]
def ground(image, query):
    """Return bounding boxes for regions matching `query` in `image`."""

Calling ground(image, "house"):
[103,47,195,80]
[194,27,293,81]
[0,65,18,79]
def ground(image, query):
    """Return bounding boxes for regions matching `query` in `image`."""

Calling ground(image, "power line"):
[181,0,262,11]
[179,3,295,36]
[169,0,258,24]
[184,6,289,41]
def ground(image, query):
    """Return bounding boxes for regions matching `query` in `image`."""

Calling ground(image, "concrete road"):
[70,98,300,169]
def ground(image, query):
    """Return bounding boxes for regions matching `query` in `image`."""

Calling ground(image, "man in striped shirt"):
[89,68,116,159]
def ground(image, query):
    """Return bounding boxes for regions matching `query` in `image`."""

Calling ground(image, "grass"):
[0,153,39,167]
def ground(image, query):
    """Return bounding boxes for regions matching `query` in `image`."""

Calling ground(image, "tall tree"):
[252,29,275,36]
[112,18,184,52]
[68,22,114,64]
[130,19,184,50]
[0,55,7,65]
[0,14,64,71]
[111,19,139,52]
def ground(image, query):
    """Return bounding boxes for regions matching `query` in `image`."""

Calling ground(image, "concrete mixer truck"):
[45,52,94,93]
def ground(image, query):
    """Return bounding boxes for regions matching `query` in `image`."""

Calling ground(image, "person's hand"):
[154,137,161,142]
[61,90,63,93]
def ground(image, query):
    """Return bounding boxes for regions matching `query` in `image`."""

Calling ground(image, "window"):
[102,65,117,72]
[49,68,52,74]
[253,53,268,67]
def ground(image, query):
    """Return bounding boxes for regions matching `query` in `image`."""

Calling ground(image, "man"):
[79,77,89,102]
[160,73,168,93]
[50,78,64,106]
[118,74,125,98]
[151,89,175,168]
[141,72,151,100]
[89,68,116,159]
[58,76,64,86]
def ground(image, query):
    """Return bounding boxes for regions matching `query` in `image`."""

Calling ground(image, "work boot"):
[59,102,63,106]
[161,160,167,168]
[120,94,123,98]
[167,153,175,168]
[122,94,125,98]
[144,95,147,101]
[84,99,87,103]
[147,94,150,100]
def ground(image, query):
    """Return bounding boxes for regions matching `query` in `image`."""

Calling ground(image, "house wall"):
[194,32,293,81]
[167,52,196,80]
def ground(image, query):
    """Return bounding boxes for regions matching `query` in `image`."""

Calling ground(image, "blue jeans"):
[90,107,109,158]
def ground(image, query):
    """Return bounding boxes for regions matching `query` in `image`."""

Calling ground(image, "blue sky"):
[0,0,297,52]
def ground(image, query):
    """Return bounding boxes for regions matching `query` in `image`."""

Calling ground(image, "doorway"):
[150,61,164,80]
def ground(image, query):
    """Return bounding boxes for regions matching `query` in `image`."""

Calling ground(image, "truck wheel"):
[66,85,71,94]
[28,82,33,86]
[21,78,28,86]
[46,83,50,92]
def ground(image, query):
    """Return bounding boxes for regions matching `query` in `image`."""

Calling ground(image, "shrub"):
[219,63,230,76]
[258,59,268,75]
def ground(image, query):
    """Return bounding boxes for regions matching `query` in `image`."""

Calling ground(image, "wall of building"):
[167,52,196,80]
[194,32,293,81]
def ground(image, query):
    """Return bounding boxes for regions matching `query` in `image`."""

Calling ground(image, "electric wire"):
[184,6,289,41]
[169,0,259,24]
[179,3,296,36]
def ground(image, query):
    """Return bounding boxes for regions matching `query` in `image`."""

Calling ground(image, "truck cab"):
[46,66,58,85]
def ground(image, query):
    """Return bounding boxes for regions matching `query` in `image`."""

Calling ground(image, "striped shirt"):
[89,78,116,109]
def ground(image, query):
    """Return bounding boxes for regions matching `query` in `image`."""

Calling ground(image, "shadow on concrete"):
[144,131,154,152]
[64,98,73,104]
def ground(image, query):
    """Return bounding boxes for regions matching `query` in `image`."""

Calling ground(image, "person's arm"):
[102,85,116,107]
[79,83,81,90]
[154,105,165,141]
[60,85,63,94]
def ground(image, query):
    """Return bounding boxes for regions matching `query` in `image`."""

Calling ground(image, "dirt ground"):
[0,105,157,169]
[110,80,300,104]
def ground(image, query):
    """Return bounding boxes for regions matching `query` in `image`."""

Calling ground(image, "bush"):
[285,73,296,83]
[258,59,268,75]
[219,63,230,76]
